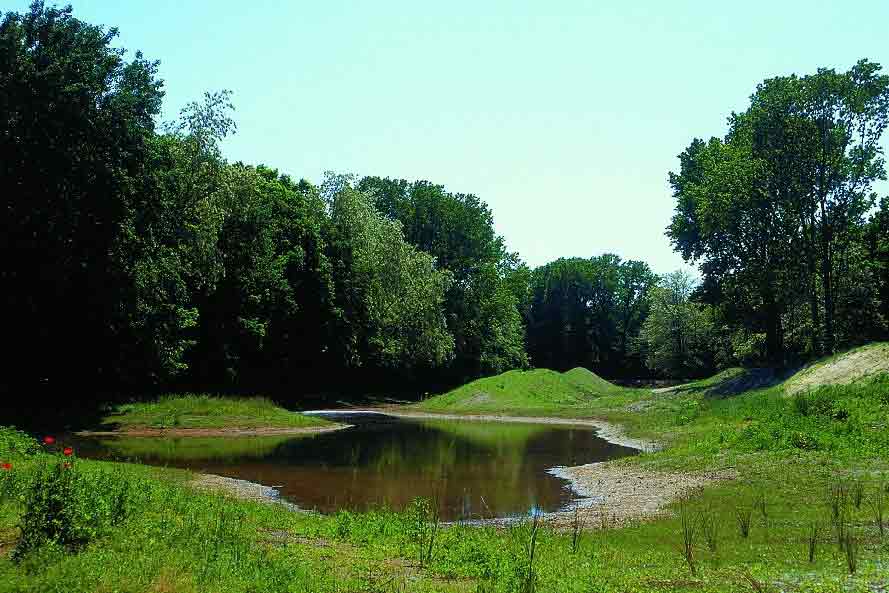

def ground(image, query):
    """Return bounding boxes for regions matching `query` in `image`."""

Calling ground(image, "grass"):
[102,394,333,431]
[2,344,889,591]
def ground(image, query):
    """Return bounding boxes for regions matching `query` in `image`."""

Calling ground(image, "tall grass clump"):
[570,504,584,554]
[677,494,698,575]
[806,521,820,563]
[517,513,540,593]
[700,506,719,553]
[827,480,850,550]
[871,480,886,538]
[407,497,440,566]
[735,504,753,538]
[842,529,859,574]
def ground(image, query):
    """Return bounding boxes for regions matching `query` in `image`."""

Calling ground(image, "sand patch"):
[785,343,889,395]
[547,462,737,528]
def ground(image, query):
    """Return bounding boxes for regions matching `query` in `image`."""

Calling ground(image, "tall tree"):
[327,180,455,375]
[636,271,715,378]
[358,176,527,379]
[0,3,165,397]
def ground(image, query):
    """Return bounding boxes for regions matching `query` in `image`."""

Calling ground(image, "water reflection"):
[75,413,635,520]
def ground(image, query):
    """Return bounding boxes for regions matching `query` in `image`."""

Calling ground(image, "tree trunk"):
[763,278,784,366]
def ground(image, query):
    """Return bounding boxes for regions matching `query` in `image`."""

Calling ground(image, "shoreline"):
[75,423,351,438]
[149,409,731,529]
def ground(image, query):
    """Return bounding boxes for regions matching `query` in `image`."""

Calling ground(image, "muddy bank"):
[546,463,737,528]
[76,423,350,438]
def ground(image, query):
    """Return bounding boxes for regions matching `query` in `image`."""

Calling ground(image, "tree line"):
[2,4,888,412]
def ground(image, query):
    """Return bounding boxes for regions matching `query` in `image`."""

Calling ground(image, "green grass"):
[3,345,889,591]
[103,394,332,431]
[2,426,889,592]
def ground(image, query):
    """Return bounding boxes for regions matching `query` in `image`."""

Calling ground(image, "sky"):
[19,0,889,274]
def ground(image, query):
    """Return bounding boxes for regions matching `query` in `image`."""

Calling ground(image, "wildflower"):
[63,447,74,457]
[62,461,71,469]
[1,462,11,470]
[43,436,55,445]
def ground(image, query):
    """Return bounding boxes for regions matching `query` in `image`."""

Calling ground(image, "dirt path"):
[75,423,350,438]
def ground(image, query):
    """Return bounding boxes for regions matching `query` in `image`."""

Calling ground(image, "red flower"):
[1,462,11,471]
[62,447,74,457]
[43,436,56,445]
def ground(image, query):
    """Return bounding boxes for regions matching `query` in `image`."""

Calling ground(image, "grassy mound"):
[415,368,629,415]
[103,394,332,431]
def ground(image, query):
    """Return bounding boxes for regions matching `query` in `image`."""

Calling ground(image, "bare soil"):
[547,463,738,528]
[784,343,889,395]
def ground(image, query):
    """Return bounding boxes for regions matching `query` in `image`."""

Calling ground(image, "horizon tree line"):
[2,4,887,413]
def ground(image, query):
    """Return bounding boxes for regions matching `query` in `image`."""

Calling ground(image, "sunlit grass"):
[103,394,332,430]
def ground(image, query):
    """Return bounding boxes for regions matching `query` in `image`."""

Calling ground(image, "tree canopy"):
[2,3,888,411]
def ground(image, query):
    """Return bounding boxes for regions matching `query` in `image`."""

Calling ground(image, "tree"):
[669,61,889,364]
[358,176,527,380]
[0,3,165,397]
[526,256,654,376]
[327,180,454,374]
[637,272,715,378]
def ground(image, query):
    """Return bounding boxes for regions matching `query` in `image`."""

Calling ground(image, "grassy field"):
[101,394,332,431]
[1,344,888,591]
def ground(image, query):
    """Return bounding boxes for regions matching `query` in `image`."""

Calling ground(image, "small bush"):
[13,457,144,560]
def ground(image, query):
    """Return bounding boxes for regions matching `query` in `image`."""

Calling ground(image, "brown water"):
[75,412,636,520]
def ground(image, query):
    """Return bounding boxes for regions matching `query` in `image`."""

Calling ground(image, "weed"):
[828,480,850,551]
[735,505,753,538]
[700,508,719,553]
[407,497,440,567]
[570,504,583,554]
[842,529,858,574]
[677,494,698,576]
[870,480,885,538]
[806,521,819,563]
[851,479,865,510]
[519,513,540,593]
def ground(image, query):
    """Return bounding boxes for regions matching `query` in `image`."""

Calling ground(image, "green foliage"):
[327,180,455,370]
[669,60,889,363]
[0,428,40,461]
[636,271,716,377]
[13,458,140,559]
[358,176,529,379]
[527,255,657,377]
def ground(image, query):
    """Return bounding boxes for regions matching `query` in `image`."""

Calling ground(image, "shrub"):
[13,457,145,560]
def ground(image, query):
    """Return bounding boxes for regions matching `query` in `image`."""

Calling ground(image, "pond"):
[75,412,636,520]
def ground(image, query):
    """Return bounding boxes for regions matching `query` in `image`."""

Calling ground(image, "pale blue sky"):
[24,1,889,273]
